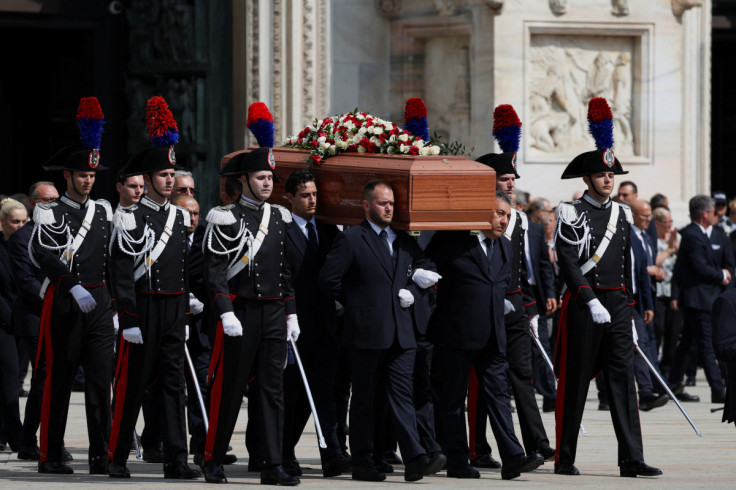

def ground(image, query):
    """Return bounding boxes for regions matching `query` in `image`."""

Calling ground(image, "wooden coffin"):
[221,147,496,231]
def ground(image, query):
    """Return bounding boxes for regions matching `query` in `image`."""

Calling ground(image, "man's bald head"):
[631,199,652,231]
[172,194,199,234]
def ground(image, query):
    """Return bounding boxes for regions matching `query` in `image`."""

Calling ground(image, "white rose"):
[389,134,397,143]
[319,141,330,151]
[337,140,348,150]
[359,126,368,135]
[357,145,367,153]
[430,145,441,155]
[369,136,379,144]
[356,114,366,120]
[373,127,383,135]
[318,136,327,144]
[419,147,431,156]
[399,133,409,142]
[344,121,354,130]
[400,144,410,154]
[414,140,425,149]
[329,145,337,155]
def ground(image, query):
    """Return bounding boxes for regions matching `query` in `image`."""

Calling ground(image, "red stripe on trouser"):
[554,290,572,463]
[108,340,130,461]
[467,366,479,460]
[204,321,225,461]
[38,286,56,463]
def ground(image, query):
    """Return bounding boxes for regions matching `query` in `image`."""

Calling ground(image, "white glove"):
[113,313,119,334]
[185,324,190,342]
[504,299,515,315]
[122,327,144,344]
[221,311,243,337]
[530,315,539,339]
[70,284,97,313]
[631,319,638,346]
[412,268,442,289]
[189,293,204,315]
[398,289,414,308]
[587,298,611,324]
[287,314,300,342]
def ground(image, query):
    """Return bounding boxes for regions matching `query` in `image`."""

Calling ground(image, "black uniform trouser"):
[531,315,557,401]
[555,288,643,466]
[505,293,550,453]
[0,326,22,450]
[204,298,286,466]
[185,315,210,452]
[39,285,114,464]
[432,341,524,469]
[282,326,341,463]
[349,344,424,467]
[19,332,43,449]
[108,293,188,466]
[413,337,442,455]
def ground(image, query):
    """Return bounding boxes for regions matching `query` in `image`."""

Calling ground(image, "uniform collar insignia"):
[239,194,263,211]
[582,192,612,210]
[140,195,169,212]
[61,193,89,209]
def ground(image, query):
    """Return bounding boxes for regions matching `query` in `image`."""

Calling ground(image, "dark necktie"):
[306,221,318,254]
[484,237,494,274]
[380,229,397,270]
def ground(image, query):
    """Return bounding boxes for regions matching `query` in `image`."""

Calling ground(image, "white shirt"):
[292,213,318,244]
[367,219,396,255]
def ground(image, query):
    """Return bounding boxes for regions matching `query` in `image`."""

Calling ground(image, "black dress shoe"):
[223,453,238,465]
[639,393,668,411]
[501,452,544,480]
[282,457,302,476]
[446,464,480,479]
[712,390,727,404]
[89,457,108,475]
[538,446,555,461]
[249,459,265,472]
[383,450,402,464]
[542,399,556,413]
[261,464,301,485]
[471,452,501,468]
[685,376,696,387]
[143,448,165,463]
[17,446,41,460]
[38,461,74,474]
[620,460,663,477]
[374,460,394,473]
[404,453,445,482]
[554,462,580,475]
[164,461,202,479]
[108,462,131,478]
[203,461,227,483]
[352,462,386,482]
[676,390,700,402]
[62,447,73,462]
[322,454,352,477]
[598,402,610,411]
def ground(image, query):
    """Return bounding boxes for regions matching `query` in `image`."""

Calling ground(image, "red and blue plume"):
[403,97,429,141]
[587,97,614,151]
[492,104,522,153]
[76,97,105,150]
[247,102,275,148]
[146,96,180,147]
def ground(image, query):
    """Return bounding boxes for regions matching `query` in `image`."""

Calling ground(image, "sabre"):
[634,343,702,437]
[132,429,142,460]
[530,329,588,436]
[185,343,209,433]
[289,337,327,449]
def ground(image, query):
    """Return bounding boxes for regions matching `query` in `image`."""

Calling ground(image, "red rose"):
[310,140,319,148]
[409,146,419,155]
[312,155,322,166]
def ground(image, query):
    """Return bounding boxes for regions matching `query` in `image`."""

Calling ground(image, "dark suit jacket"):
[318,219,434,350]
[672,223,734,310]
[7,222,42,337]
[286,218,339,348]
[425,231,511,353]
[712,288,736,423]
[527,221,555,306]
[0,238,17,331]
[631,229,654,313]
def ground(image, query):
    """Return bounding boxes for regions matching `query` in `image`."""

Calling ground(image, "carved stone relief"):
[550,0,567,15]
[375,0,403,17]
[611,0,630,16]
[127,0,199,67]
[528,34,636,158]
[423,36,471,145]
[672,0,703,17]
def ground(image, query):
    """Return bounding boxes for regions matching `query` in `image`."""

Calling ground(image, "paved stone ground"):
[1,372,734,488]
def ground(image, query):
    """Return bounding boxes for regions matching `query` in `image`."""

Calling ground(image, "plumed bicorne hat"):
[219,102,280,183]
[43,97,108,172]
[119,96,182,178]
[561,97,628,179]
[475,104,522,179]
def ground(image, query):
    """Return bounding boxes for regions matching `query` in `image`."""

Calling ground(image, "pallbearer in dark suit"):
[427,191,544,481]
[474,104,553,461]
[30,98,115,475]
[553,98,661,478]
[107,97,200,480]
[199,102,299,486]
[712,288,736,425]
[319,180,446,483]
[280,170,350,478]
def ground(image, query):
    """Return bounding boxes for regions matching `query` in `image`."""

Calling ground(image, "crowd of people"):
[0,95,734,485]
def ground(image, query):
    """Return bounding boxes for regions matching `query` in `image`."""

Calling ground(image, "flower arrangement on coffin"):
[284,103,442,167]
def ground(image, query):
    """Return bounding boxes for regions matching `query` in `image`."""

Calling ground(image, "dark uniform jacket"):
[318,219,434,350]
[0,238,16,332]
[31,194,112,295]
[8,222,44,337]
[203,197,295,318]
[425,231,511,353]
[110,195,190,331]
[527,221,556,307]
[555,194,634,306]
[504,210,538,316]
[631,228,655,313]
